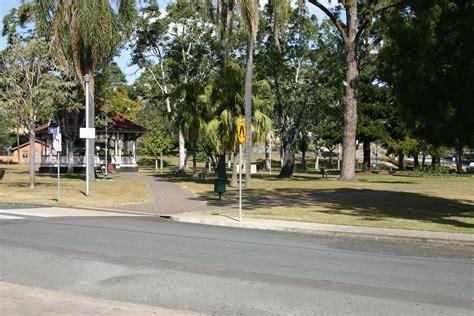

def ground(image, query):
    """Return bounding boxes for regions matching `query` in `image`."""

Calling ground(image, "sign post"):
[237,121,246,222]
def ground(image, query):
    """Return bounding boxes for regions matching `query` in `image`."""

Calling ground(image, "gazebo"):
[36,108,148,173]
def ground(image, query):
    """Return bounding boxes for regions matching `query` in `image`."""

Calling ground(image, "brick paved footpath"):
[113,174,223,215]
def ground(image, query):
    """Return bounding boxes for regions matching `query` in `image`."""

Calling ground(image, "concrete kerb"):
[168,215,474,246]
[45,205,474,246]
[4,203,471,246]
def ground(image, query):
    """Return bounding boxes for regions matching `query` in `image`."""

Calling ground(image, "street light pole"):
[84,74,90,196]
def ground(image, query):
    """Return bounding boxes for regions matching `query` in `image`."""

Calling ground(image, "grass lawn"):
[0,165,152,208]
[152,167,474,234]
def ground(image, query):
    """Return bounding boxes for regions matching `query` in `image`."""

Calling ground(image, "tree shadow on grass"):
[357,179,415,184]
[201,187,474,229]
[146,170,337,184]
[2,182,57,188]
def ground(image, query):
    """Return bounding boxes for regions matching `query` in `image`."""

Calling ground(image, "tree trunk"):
[422,153,426,168]
[227,152,232,169]
[265,133,271,170]
[339,3,358,182]
[192,140,197,177]
[16,128,20,164]
[280,144,284,168]
[301,135,307,171]
[279,139,295,178]
[456,148,463,174]
[178,128,186,173]
[217,153,227,179]
[431,155,439,167]
[67,138,74,174]
[28,111,35,189]
[315,151,319,170]
[362,140,371,172]
[230,149,238,186]
[226,0,235,40]
[413,153,419,170]
[398,153,404,171]
[244,39,254,189]
[210,154,216,175]
[279,130,296,177]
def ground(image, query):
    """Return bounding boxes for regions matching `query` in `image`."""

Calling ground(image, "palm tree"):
[238,0,259,188]
[204,63,244,182]
[177,82,209,177]
[34,0,137,181]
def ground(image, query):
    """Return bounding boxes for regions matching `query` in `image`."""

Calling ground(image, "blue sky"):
[0,0,168,82]
[1,0,329,83]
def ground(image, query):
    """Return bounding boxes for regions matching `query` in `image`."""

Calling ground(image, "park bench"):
[197,168,208,180]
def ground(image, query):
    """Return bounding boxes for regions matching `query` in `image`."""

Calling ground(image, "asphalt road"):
[1,214,473,315]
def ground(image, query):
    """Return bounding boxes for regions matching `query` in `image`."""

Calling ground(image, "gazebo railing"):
[41,154,137,166]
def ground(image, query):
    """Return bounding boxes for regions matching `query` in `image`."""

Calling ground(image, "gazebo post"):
[114,133,118,165]
[117,133,122,166]
[132,138,136,164]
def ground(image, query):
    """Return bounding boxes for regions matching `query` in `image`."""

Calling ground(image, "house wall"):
[0,142,47,164]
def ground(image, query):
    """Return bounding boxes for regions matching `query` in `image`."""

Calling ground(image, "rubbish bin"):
[107,163,116,174]
[214,178,227,199]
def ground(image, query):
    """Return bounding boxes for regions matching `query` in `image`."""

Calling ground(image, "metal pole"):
[84,74,90,196]
[239,143,242,222]
[56,126,61,202]
[57,152,60,201]
[105,125,108,177]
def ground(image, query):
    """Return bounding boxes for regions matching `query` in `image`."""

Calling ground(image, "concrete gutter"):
[169,214,474,246]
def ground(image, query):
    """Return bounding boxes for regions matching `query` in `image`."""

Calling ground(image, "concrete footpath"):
[0,282,201,316]
[168,213,474,246]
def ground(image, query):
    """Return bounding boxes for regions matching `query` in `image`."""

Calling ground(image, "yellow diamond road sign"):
[237,121,246,144]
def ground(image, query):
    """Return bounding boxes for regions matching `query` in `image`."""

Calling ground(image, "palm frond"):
[238,0,259,42]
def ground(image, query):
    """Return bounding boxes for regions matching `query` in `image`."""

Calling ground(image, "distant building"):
[0,140,49,164]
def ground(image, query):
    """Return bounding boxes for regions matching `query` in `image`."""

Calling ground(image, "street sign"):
[80,127,96,139]
[237,121,246,144]
[48,127,58,135]
[52,132,62,152]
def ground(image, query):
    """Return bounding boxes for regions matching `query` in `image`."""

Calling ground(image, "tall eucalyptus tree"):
[258,2,320,177]
[307,0,405,181]
[0,38,73,188]
[132,0,216,173]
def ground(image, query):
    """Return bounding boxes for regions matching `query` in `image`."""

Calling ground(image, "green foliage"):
[140,116,176,158]
[2,3,34,44]
[34,0,138,88]
[380,0,474,149]
[0,38,74,129]
[0,118,15,149]
[95,62,142,120]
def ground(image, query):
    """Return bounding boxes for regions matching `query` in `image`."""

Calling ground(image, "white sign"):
[80,128,96,139]
[53,133,62,152]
